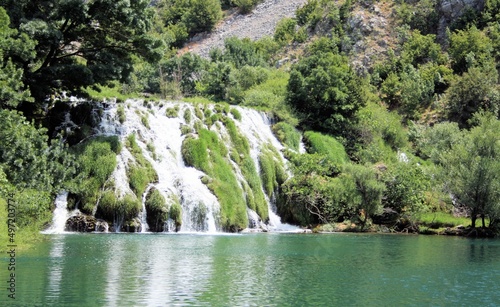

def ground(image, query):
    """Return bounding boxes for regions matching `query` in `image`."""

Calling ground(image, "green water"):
[1,233,499,306]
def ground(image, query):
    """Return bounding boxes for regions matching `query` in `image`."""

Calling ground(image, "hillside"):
[0,0,499,239]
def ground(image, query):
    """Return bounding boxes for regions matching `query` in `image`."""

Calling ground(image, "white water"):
[233,107,299,232]
[98,100,221,233]
[139,184,154,233]
[43,192,79,234]
[45,100,300,233]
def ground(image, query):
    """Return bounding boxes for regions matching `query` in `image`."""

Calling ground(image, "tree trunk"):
[481,214,486,228]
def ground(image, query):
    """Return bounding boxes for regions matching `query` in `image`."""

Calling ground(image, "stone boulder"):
[66,214,97,232]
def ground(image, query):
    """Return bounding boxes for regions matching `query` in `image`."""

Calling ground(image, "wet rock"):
[372,207,399,225]
[66,214,97,232]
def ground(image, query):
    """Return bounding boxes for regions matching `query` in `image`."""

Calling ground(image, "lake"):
[1,233,499,306]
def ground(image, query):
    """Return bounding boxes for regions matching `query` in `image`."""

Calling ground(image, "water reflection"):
[4,233,500,306]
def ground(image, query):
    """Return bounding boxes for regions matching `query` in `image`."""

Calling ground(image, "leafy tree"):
[383,161,430,214]
[182,0,221,35]
[222,37,266,68]
[2,0,162,104]
[445,64,499,127]
[415,121,463,163]
[448,26,494,74]
[274,18,297,46]
[0,7,35,108]
[442,112,500,228]
[343,164,385,230]
[286,51,364,138]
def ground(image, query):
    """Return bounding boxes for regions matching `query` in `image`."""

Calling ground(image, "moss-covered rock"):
[145,188,169,232]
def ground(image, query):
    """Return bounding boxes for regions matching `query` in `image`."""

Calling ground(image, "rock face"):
[438,0,485,40]
[66,214,97,232]
[66,213,109,232]
[184,0,308,58]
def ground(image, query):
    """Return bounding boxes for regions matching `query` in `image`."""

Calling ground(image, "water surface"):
[1,233,499,306]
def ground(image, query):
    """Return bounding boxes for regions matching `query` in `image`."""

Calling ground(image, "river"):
[1,233,499,306]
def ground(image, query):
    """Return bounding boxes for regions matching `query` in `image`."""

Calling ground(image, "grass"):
[183,108,192,123]
[224,117,269,221]
[181,128,248,231]
[303,131,349,165]
[0,197,50,252]
[166,105,180,118]
[141,114,150,129]
[125,134,158,197]
[71,136,120,213]
[259,144,287,198]
[145,189,169,231]
[169,195,183,229]
[272,122,301,151]
[85,83,137,102]
[417,211,472,229]
[117,104,126,124]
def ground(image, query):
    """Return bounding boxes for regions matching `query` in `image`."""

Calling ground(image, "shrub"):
[117,105,126,124]
[303,131,349,165]
[272,122,301,151]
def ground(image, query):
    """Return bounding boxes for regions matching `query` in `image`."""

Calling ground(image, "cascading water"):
[46,99,299,233]
[43,192,79,234]
[233,107,298,232]
[139,184,154,233]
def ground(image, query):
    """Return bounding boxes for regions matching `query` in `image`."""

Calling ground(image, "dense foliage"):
[2,0,500,237]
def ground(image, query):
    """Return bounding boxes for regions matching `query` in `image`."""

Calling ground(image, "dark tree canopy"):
[1,0,163,104]
[286,50,364,138]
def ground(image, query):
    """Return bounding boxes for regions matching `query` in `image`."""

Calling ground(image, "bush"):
[303,131,349,165]
[272,122,301,151]
[274,18,297,45]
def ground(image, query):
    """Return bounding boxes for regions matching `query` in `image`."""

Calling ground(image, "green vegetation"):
[169,196,183,230]
[303,131,349,165]
[224,118,269,221]
[2,0,500,236]
[182,128,248,230]
[272,122,301,151]
[70,136,120,214]
[125,134,158,197]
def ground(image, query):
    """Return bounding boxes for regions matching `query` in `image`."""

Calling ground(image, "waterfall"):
[88,99,299,233]
[139,184,154,233]
[43,192,76,234]
[233,107,298,232]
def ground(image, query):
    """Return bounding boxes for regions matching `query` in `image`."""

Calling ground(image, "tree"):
[0,7,35,108]
[448,26,494,74]
[286,51,364,138]
[383,161,430,214]
[442,112,500,228]
[182,0,221,35]
[445,64,499,127]
[343,164,385,230]
[2,0,162,104]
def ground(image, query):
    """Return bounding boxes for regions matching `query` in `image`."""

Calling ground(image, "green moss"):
[230,108,242,121]
[117,105,126,124]
[146,142,157,161]
[71,136,120,214]
[145,188,169,231]
[180,124,192,135]
[183,108,192,123]
[169,196,183,228]
[273,122,301,151]
[141,115,150,129]
[259,144,287,198]
[181,128,247,230]
[166,105,180,118]
[125,133,158,196]
[194,106,204,120]
[97,191,140,222]
[303,131,349,165]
